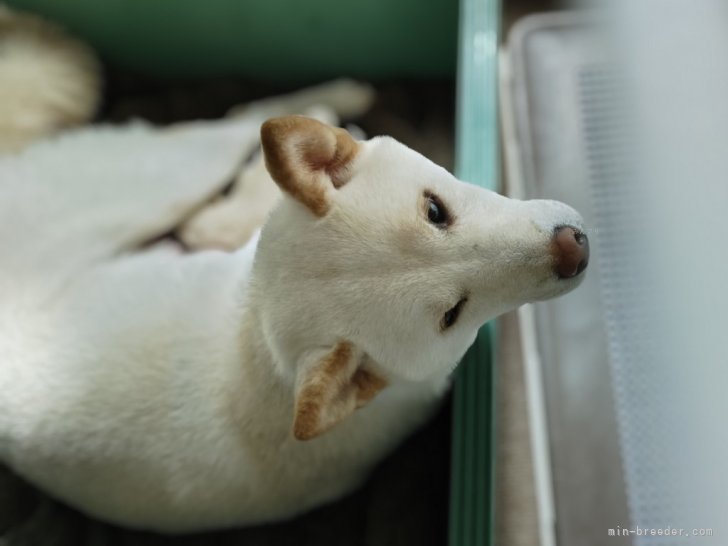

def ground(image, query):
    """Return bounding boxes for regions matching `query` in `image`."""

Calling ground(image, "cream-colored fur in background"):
[0,83,587,533]
[0,5,100,152]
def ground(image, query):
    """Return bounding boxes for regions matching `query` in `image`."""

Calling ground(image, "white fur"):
[0,92,585,532]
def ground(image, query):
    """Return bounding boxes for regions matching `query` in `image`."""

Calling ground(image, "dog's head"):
[254,116,588,440]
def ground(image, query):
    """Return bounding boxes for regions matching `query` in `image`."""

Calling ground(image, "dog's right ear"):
[260,116,360,217]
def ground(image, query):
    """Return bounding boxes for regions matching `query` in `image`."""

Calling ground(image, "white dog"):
[0,109,588,532]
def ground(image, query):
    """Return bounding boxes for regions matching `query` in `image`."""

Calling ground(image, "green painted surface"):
[6,0,457,80]
[449,0,500,545]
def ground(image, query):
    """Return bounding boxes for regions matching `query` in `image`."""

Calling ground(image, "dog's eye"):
[425,193,450,227]
[441,298,467,330]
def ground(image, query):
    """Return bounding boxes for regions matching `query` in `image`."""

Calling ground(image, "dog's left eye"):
[441,298,467,330]
[425,193,450,227]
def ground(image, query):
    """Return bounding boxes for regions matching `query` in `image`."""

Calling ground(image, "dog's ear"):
[293,342,387,441]
[260,116,360,217]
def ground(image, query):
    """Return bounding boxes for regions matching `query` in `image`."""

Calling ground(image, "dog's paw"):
[178,199,261,251]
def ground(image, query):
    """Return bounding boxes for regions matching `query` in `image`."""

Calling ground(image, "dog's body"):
[0,97,587,532]
[1,234,445,531]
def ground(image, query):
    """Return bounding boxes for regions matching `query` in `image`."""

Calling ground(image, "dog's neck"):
[227,298,297,440]
[233,298,452,446]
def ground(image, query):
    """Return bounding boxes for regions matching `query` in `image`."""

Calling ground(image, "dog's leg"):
[229,79,375,122]
[0,118,262,295]
[0,82,373,295]
[176,151,279,251]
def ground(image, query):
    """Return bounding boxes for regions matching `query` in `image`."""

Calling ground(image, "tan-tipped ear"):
[293,342,387,441]
[260,116,360,217]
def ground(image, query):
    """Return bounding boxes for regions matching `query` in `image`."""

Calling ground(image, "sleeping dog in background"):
[0,5,100,153]
[0,96,588,532]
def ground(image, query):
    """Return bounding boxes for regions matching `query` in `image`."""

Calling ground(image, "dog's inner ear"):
[293,342,387,441]
[260,116,360,217]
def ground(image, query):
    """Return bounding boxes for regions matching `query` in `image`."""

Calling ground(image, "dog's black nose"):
[551,226,589,279]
